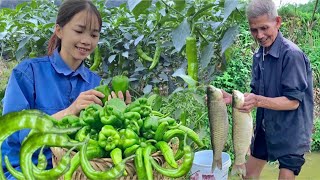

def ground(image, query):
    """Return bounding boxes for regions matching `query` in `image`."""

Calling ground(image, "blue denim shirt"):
[1,48,101,178]
[250,32,314,161]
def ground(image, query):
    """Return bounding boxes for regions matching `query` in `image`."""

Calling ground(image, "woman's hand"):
[66,89,105,115]
[108,90,132,104]
[53,90,132,120]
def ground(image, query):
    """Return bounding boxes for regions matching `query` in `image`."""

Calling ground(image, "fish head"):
[207,85,223,100]
[232,90,244,108]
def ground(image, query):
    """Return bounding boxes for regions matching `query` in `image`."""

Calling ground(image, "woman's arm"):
[52,90,132,120]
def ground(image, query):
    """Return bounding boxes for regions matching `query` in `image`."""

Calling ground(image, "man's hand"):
[221,89,232,105]
[238,93,258,113]
[205,89,232,105]
[108,90,132,104]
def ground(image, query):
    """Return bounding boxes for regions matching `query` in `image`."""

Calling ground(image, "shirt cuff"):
[283,90,304,102]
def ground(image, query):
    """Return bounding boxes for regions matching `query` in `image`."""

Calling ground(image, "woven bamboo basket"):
[51,147,166,180]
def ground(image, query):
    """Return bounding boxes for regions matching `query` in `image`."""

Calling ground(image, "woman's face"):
[55,10,100,67]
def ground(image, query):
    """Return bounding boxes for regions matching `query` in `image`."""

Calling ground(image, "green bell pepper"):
[98,125,120,152]
[99,105,123,128]
[80,104,104,130]
[118,128,139,150]
[59,115,82,127]
[141,116,159,139]
[58,115,85,139]
[123,112,143,135]
[75,126,99,148]
[111,75,129,95]
[158,116,177,126]
[126,98,152,118]
[126,98,151,113]
[94,84,111,105]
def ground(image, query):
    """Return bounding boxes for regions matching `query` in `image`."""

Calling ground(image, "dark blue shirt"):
[250,32,314,160]
[1,49,101,178]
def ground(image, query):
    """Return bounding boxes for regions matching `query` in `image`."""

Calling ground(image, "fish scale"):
[206,85,229,172]
[231,90,253,177]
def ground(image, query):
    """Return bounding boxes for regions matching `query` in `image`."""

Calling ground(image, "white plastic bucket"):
[190,150,231,180]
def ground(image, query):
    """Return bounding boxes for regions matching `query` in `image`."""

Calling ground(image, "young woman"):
[2,0,130,178]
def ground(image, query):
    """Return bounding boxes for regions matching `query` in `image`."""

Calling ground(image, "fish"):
[231,90,253,177]
[206,85,229,172]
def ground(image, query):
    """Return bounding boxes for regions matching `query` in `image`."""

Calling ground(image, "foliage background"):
[0,0,319,153]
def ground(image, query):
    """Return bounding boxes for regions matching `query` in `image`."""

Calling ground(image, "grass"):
[0,58,17,89]
[0,58,17,114]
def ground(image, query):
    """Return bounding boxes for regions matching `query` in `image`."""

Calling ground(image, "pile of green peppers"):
[0,97,204,180]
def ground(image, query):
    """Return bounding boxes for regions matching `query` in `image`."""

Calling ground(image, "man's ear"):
[275,16,282,29]
[54,24,62,39]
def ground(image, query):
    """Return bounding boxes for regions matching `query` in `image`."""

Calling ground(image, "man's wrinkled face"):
[249,14,281,48]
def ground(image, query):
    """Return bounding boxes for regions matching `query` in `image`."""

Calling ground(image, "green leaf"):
[223,0,238,22]
[172,18,190,52]
[108,55,116,63]
[106,98,127,112]
[152,95,163,111]
[172,68,197,87]
[192,93,205,106]
[0,32,8,39]
[209,21,221,30]
[143,84,152,94]
[134,35,144,46]
[200,42,214,69]
[16,47,28,61]
[122,51,129,58]
[127,0,152,17]
[220,25,239,55]
[16,2,28,11]
[223,47,233,64]
[42,22,55,29]
[174,0,186,11]
[17,35,33,51]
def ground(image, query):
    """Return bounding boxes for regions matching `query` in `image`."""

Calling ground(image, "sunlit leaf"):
[172,87,184,94]
[17,35,33,51]
[108,54,117,63]
[172,19,190,52]
[127,0,152,17]
[0,32,8,39]
[122,51,129,58]
[172,68,197,87]
[159,72,168,81]
[174,0,186,11]
[192,93,205,106]
[223,0,238,22]
[220,25,239,55]
[143,84,152,94]
[200,42,214,68]
[134,35,144,46]
[209,21,221,30]
[16,47,27,61]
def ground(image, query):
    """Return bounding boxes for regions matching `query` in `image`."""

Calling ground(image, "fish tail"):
[211,160,215,172]
[212,158,222,171]
[231,164,247,177]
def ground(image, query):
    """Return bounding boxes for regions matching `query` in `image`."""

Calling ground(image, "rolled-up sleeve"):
[2,64,34,115]
[281,50,308,102]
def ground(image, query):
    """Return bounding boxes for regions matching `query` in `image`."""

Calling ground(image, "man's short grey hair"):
[246,0,278,19]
